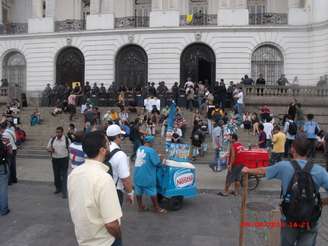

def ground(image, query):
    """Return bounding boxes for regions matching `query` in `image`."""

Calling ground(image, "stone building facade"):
[0,0,327,97]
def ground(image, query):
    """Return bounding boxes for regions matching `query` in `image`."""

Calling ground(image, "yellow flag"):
[186,15,193,24]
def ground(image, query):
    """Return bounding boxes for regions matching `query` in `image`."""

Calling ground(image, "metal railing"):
[0,23,28,35]
[115,16,149,28]
[0,86,22,104]
[243,85,328,97]
[180,14,217,26]
[55,19,86,32]
[249,13,288,25]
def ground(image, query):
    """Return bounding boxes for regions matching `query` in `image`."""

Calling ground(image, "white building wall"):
[9,0,32,23]
[0,22,327,93]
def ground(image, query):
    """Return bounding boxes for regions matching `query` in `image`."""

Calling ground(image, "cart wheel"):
[241,174,260,191]
[168,196,184,211]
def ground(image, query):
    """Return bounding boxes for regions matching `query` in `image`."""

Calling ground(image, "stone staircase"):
[13,106,325,165]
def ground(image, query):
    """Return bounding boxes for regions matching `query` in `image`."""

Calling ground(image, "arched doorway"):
[2,51,26,91]
[251,44,284,85]
[180,43,216,86]
[56,47,85,87]
[115,45,148,88]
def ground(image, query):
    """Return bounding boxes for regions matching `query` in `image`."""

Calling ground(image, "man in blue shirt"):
[303,114,320,158]
[242,134,328,246]
[134,135,167,214]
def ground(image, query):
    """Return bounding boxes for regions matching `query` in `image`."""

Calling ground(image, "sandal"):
[217,192,229,197]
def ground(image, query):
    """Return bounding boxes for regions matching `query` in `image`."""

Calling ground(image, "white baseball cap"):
[106,124,126,137]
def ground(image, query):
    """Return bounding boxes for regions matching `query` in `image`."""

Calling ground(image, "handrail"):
[242,85,328,97]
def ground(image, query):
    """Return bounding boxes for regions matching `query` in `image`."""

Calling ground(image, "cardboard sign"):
[166,143,191,162]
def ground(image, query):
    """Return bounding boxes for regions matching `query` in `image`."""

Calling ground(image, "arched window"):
[56,47,85,87]
[2,51,26,90]
[115,45,148,89]
[251,45,284,85]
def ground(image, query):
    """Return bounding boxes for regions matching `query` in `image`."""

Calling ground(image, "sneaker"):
[208,164,216,172]
[54,190,61,194]
[1,209,10,216]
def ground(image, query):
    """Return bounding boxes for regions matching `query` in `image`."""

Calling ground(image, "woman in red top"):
[218,133,244,196]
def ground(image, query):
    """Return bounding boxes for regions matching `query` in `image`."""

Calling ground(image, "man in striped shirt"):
[69,131,86,169]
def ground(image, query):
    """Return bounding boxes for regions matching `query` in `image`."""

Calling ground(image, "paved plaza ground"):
[1,158,328,246]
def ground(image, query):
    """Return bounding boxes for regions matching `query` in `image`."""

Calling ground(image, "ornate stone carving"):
[128,34,134,43]
[195,32,202,41]
[66,37,72,46]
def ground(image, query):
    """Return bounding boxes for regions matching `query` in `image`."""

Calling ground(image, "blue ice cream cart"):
[157,143,198,210]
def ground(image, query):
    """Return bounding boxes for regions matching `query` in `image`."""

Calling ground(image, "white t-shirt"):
[237,91,244,104]
[108,142,130,191]
[263,122,274,140]
[144,98,160,112]
[185,81,194,88]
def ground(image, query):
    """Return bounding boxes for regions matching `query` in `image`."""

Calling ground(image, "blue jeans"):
[236,103,243,116]
[0,164,9,215]
[281,222,318,246]
[112,238,122,246]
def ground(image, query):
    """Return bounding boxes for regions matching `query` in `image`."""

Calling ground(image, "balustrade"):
[249,13,288,25]
[243,85,328,97]
[115,16,149,28]
[0,23,28,35]
[180,14,217,26]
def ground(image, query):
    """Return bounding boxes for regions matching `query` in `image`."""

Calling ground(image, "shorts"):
[226,165,243,186]
[134,185,157,197]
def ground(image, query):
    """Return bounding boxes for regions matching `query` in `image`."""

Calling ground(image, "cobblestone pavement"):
[0,182,327,246]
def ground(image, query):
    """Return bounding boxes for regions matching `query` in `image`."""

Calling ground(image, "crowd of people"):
[1,75,328,246]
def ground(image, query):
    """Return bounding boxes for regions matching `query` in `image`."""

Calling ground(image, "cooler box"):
[235,148,270,169]
[157,160,198,198]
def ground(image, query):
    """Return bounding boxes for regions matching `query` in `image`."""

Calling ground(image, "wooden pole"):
[268,209,281,246]
[239,174,249,246]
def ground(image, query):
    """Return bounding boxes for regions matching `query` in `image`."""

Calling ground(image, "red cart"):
[236,147,270,191]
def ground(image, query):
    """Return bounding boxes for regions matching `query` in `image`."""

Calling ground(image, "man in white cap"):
[106,124,133,206]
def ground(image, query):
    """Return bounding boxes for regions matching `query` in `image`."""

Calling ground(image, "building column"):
[87,0,114,30]
[0,0,3,25]
[288,0,309,25]
[312,0,328,23]
[45,0,56,17]
[31,0,43,18]
[149,0,180,27]
[28,0,55,33]
[179,0,189,15]
[218,0,249,26]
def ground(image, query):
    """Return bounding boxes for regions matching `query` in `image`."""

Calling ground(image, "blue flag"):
[167,102,176,132]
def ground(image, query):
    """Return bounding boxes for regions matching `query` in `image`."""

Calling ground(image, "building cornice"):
[0,20,327,41]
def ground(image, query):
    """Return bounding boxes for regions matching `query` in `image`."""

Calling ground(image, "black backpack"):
[105,148,122,180]
[0,137,8,165]
[51,136,69,150]
[281,161,322,228]
[287,121,297,135]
